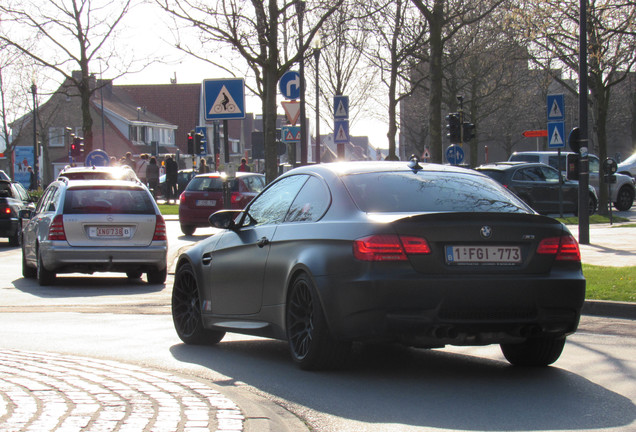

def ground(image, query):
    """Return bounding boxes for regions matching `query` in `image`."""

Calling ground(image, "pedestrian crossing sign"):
[548,121,565,148]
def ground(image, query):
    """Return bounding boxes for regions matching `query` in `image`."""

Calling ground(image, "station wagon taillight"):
[153,215,167,241]
[353,234,431,261]
[48,215,66,241]
[536,235,581,261]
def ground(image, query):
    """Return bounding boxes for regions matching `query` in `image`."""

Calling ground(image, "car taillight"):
[179,192,186,205]
[153,215,167,241]
[353,234,431,261]
[230,192,240,205]
[48,215,66,241]
[537,235,581,261]
[2,206,11,215]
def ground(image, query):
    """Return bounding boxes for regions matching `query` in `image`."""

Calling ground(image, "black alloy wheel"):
[286,273,351,370]
[171,263,225,345]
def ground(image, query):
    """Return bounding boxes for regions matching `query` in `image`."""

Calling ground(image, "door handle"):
[201,253,212,265]
[257,237,270,248]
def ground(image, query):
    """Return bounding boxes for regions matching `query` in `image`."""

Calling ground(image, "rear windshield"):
[186,177,226,192]
[63,187,155,214]
[477,169,507,184]
[341,171,530,213]
[186,176,251,193]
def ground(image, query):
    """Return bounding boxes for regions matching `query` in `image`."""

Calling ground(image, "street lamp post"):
[296,0,307,166]
[313,35,321,164]
[31,83,38,189]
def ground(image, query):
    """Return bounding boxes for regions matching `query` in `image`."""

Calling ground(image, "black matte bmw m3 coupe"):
[171,159,585,370]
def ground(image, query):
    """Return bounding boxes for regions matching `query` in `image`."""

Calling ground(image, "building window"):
[48,127,65,147]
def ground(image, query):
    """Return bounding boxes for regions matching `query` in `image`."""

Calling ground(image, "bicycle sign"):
[204,78,245,120]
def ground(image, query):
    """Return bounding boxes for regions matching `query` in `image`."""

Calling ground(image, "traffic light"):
[566,153,579,180]
[195,133,203,155]
[70,137,82,157]
[446,113,460,144]
[463,122,476,142]
[187,132,194,154]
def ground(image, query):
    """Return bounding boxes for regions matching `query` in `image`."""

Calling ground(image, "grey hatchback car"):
[21,178,167,286]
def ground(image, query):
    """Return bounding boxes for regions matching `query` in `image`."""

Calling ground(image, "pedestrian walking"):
[136,153,149,184]
[199,158,209,174]
[238,158,250,172]
[122,152,135,169]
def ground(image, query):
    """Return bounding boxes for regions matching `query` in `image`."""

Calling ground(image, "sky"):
[114,3,391,150]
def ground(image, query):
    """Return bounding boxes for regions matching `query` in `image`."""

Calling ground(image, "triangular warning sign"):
[336,125,348,141]
[550,127,564,146]
[282,101,301,125]
[549,100,562,119]
[285,131,295,140]
[210,85,242,115]
[335,101,348,118]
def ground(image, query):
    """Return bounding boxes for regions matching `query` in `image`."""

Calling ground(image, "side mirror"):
[209,209,243,231]
[19,209,33,219]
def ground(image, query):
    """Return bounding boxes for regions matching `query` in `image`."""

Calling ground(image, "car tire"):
[500,336,566,367]
[37,249,56,286]
[286,273,351,370]
[126,271,142,279]
[147,268,167,284]
[22,244,36,279]
[588,193,597,215]
[172,262,225,345]
[8,233,19,247]
[614,185,634,211]
[180,224,196,236]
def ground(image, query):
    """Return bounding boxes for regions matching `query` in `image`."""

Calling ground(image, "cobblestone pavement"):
[0,350,244,432]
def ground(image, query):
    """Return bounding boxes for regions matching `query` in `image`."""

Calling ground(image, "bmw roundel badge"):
[480,225,492,239]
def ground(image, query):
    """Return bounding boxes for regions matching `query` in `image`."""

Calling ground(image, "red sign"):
[522,130,548,138]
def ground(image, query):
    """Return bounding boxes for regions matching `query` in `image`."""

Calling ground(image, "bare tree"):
[156,0,344,182]
[0,0,136,153]
[409,0,505,163]
[507,0,636,213]
[358,0,427,160]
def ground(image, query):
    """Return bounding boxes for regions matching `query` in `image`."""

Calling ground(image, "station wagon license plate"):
[196,200,216,207]
[90,226,131,238]
[445,245,521,264]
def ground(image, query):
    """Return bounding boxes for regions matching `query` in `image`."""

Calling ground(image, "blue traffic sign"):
[281,126,301,142]
[548,121,566,149]
[445,144,464,165]
[334,96,349,119]
[334,120,349,144]
[85,150,109,167]
[279,71,301,100]
[204,79,245,120]
[547,94,565,121]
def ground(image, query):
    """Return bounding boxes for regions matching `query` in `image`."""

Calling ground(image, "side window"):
[514,168,543,182]
[35,186,56,214]
[246,175,308,226]
[47,187,63,212]
[14,183,28,201]
[589,156,600,174]
[285,176,331,222]
[541,167,560,183]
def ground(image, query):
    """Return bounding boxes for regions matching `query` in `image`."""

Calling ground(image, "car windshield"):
[63,187,155,214]
[341,171,530,213]
[621,153,636,164]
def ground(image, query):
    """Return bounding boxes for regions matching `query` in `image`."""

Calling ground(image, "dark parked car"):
[178,172,266,235]
[476,162,597,215]
[0,180,35,246]
[171,160,585,370]
[21,178,168,286]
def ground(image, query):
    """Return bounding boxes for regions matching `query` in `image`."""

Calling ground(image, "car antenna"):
[407,155,423,172]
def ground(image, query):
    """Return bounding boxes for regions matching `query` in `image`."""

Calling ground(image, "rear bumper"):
[40,243,167,274]
[315,269,585,346]
[0,219,19,237]
[179,206,223,227]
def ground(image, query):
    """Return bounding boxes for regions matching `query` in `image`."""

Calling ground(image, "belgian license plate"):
[196,200,216,207]
[446,245,521,264]
[92,226,129,237]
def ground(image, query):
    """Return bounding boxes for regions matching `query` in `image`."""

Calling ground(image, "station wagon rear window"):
[63,187,155,214]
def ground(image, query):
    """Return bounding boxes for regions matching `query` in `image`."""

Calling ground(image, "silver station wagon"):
[21,178,167,286]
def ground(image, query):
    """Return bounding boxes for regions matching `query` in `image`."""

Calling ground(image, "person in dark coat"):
[146,156,160,199]
[165,155,178,204]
